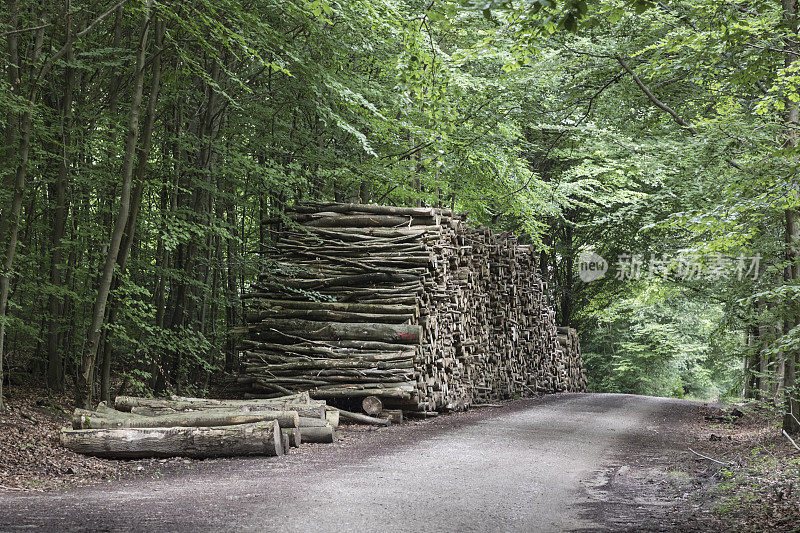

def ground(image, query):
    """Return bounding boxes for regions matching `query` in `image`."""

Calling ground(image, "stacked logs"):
[557,326,588,392]
[235,202,586,413]
[60,393,338,458]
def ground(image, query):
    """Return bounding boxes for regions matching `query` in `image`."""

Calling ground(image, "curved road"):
[0,394,708,532]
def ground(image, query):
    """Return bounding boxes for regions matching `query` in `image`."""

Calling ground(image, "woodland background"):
[0,0,798,424]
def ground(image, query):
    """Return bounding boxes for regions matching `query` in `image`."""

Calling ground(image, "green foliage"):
[0,0,795,403]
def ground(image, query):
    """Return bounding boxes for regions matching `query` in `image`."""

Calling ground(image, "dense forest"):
[0,0,797,428]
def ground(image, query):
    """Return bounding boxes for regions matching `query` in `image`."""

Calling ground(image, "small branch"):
[788,409,800,428]
[782,430,800,452]
[0,23,53,38]
[688,447,731,465]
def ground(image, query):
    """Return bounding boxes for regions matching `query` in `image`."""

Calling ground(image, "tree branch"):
[616,55,743,170]
[37,0,130,83]
[615,55,698,135]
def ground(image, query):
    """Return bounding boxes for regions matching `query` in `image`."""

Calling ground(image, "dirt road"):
[0,394,718,532]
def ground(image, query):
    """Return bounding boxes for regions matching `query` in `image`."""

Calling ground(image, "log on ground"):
[60,421,283,459]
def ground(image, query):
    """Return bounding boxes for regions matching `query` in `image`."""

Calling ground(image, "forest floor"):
[583,396,800,532]
[0,389,797,531]
[682,402,800,532]
[0,383,200,492]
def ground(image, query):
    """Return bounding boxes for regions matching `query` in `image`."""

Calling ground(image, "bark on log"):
[114,396,325,419]
[337,408,391,426]
[291,203,437,217]
[299,424,336,443]
[310,387,413,401]
[302,214,437,228]
[72,408,299,429]
[247,309,415,324]
[250,320,422,345]
[60,421,283,458]
[298,416,329,428]
[245,299,418,316]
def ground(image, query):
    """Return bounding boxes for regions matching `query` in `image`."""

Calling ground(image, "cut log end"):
[361,396,384,416]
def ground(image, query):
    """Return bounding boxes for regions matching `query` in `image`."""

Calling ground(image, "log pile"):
[557,326,588,392]
[61,393,338,458]
[235,202,586,413]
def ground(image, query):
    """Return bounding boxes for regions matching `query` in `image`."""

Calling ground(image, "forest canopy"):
[0,0,798,428]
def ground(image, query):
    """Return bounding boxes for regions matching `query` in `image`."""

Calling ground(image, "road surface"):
[0,393,712,532]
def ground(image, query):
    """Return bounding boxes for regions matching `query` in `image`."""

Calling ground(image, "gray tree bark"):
[61,421,283,458]
[77,0,154,408]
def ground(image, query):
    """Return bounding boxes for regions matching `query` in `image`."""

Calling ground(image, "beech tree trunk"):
[282,428,302,447]
[0,18,45,411]
[783,0,800,434]
[60,421,283,458]
[77,0,154,408]
[99,17,165,404]
[114,394,327,420]
[246,320,422,345]
[46,2,75,390]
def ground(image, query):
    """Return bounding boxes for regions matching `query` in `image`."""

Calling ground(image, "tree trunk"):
[782,0,800,434]
[47,2,76,390]
[99,17,165,404]
[0,20,45,411]
[338,408,391,426]
[281,428,302,447]
[245,320,422,345]
[225,201,239,373]
[76,0,154,408]
[114,394,326,419]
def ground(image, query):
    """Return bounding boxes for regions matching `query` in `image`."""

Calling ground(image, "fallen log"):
[291,203,438,217]
[299,424,336,444]
[298,416,329,428]
[310,387,414,401]
[246,299,418,316]
[114,396,325,419]
[302,214,437,228]
[72,408,299,430]
[337,408,391,426]
[60,421,283,459]
[247,309,415,324]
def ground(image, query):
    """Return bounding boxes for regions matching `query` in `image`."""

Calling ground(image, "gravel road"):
[0,393,713,532]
